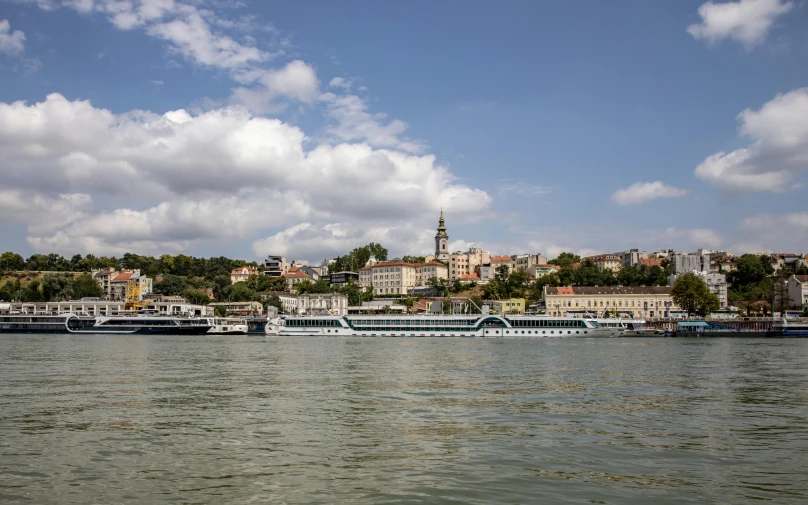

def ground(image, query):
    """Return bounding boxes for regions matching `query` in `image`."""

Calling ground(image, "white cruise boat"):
[206,318,248,335]
[266,314,613,337]
[589,319,660,337]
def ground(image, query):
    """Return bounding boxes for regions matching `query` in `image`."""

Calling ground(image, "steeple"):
[436,208,447,237]
[434,209,449,260]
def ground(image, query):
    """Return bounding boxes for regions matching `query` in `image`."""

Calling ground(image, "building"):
[258,291,298,314]
[788,275,808,309]
[418,261,449,285]
[525,264,561,279]
[282,269,312,292]
[671,250,715,274]
[488,298,526,315]
[543,286,679,318]
[582,254,623,272]
[328,271,359,287]
[207,301,263,316]
[770,253,804,272]
[478,264,495,283]
[263,255,289,277]
[489,255,513,275]
[434,210,449,261]
[297,293,349,316]
[449,243,490,281]
[640,257,664,268]
[513,254,548,271]
[360,260,448,295]
[614,249,650,268]
[667,271,728,309]
[230,266,260,283]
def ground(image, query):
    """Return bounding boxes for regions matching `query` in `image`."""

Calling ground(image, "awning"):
[677,321,709,328]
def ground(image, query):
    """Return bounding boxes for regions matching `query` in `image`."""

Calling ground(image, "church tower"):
[435,209,449,261]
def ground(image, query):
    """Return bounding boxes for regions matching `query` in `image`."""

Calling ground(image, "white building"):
[450,244,491,281]
[614,249,649,268]
[359,260,448,295]
[259,291,298,314]
[513,254,548,271]
[230,266,259,283]
[788,275,808,309]
[264,255,290,277]
[544,286,679,319]
[10,298,211,317]
[297,293,349,316]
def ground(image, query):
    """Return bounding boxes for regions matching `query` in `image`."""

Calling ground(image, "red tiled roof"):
[546,286,672,295]
[640,258,663,268]
[113,272,134,281]
[794,275,808,283]
[490,255,511,263]
[282,271,310,279]
[461,273,480,280]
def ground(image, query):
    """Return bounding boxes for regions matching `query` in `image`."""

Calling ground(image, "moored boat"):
[266,314,612,337]
[0,313,94,334]
[769,319,808,337]
[69,314,212,335]
[206,317,248,335]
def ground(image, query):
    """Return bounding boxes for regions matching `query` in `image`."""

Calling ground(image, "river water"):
[1,335,806,504]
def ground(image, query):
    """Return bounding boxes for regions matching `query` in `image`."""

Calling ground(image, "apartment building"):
[788,275,808,309]
[263,255,290,277]
[543,286,678,318]
[449,243,490,281]
[583,254,623,272]
[230,266,259,283]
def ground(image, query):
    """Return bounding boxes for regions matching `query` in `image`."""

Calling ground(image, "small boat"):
[206,317,248,335]
[770,318,808,337]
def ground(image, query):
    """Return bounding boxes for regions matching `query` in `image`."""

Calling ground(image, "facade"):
[526,264,561,279]
[264,255,289,277]
[478,264,494,283]
[297,293,349,316]
[449,244,491,281]
[488,298,526,314]
[543,286,679,318]
[671,250,714,274]
[258,291,298,314]
[92,268,153,300]
[788,275,808,309]
[434,210,449,261]
[583,254,623,272]
[513,254,548,271]
[615,249,650,268]
[328,271,359,287]
[230,266,259,283]
[418,261,449,285]
[489,255,513,275]
[207,301,263,316]
[667,271,728,309]
[282,270,312,292]
[9,299,211,317]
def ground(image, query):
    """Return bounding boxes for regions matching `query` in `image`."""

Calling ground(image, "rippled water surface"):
[1,335,807,504]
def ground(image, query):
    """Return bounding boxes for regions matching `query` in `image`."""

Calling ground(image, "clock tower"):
[434,209,449,261]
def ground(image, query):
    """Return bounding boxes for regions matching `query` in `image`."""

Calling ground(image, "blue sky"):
[0,0,807,262]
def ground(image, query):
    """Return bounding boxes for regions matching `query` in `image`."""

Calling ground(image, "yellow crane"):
[124,280,150,313]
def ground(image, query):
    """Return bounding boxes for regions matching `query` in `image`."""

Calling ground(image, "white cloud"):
[687,0,793,48]
[0,93,491,257]
[151,79,164,85]
[320,92,427,153]
[743,211,808,232]
[694,87,808,192]
[497,183,552,197]
[653,227,723,249]
[734,212,808,253]
[230,59,319,113]
[611,181,687,205]
[328,76,355,91]
[0,19,26,56]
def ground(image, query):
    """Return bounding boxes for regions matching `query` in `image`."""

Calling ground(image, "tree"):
[153,274,189,296]
[245,274,284,293]
[617,265,640,286]
[482,280,504,300]
[71,273,102,299]
[494,265,510,284]
[671,273,720,317]
[549,252,581,269]
[226,281,259,302]
[574,259,600,286]
[452,279,467,293]
[507,269,530,298]
[0,279,21,301]
[41,274,72,301]
[402,255,425,264]
[0,252,25,271]
[182,289,211,305]
[295,280,314,294]
[263,293,283,313]
[214,305,227,317]
[21,280,44,302]
[339,282,362,306]
[645,265,667,286]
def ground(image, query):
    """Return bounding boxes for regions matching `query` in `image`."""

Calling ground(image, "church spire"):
[436,208,447,237]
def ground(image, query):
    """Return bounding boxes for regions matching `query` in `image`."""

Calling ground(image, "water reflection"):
[0,335,806,504]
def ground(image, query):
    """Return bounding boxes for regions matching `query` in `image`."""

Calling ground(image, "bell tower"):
[434,209,449,261]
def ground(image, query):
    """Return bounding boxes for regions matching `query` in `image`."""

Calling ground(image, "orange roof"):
[421,261,448,267]
[535,264,561,270]
[490,255,511,263]
[556,286,574,295]
[371,261,416,268]
[282,271,310,279]
[288,266,300,273]
[640,258,663,268]
[113,272,134,281]
[461,273,480,280]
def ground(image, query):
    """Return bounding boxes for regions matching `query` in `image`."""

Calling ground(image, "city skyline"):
[1,0,807,261]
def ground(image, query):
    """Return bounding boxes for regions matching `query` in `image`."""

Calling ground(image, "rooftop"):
[546,286,672,295]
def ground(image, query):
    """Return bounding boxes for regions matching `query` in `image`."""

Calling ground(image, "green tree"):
[21,280,44,302]
[214,305,227,317]
[0,252,25,271]
[574,259,600,286]
[71,273,102,299]
[40,274,72,301]
[617,265,640,286]
[263,293,283,313]
[245,274,285,293]
[549,252,581,269]
[558,266,575,286]
[645,265,667,286]
[339,282,362,306]
[153,274,189,296]
[0,279,21,301]
[182,289,211,305]
[226,281,258,302]
[507,269,530,298]
[402,255,426,263]
[671,273,720,317]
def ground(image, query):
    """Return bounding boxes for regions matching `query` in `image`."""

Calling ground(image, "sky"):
[0,0,807,263]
